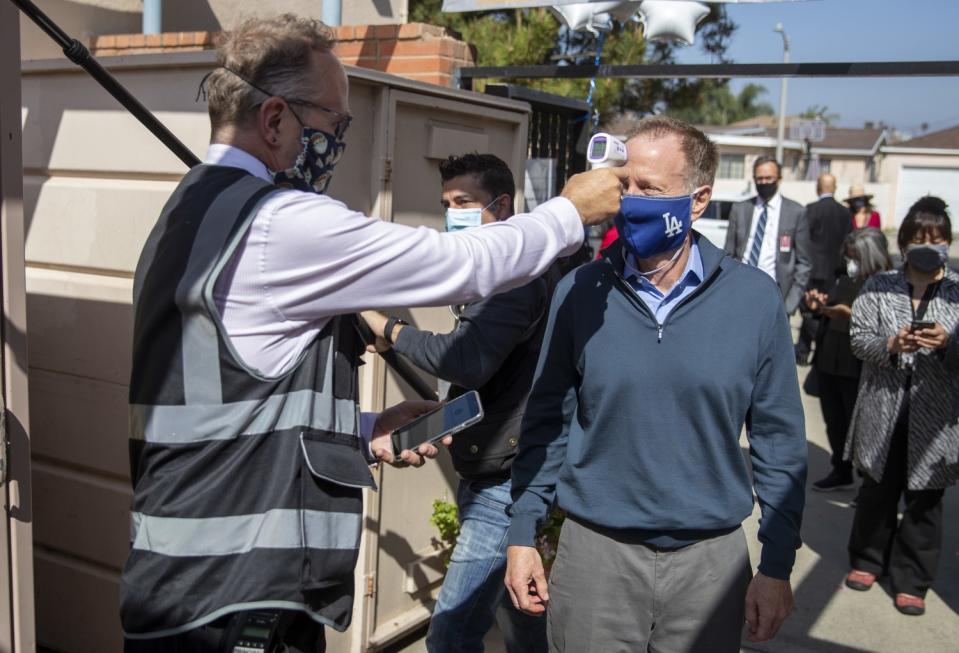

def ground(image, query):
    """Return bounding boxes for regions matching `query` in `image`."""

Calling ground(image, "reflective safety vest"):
[121,165,375,639]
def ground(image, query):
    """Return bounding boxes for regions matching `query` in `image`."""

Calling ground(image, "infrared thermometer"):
[587,132,628,168]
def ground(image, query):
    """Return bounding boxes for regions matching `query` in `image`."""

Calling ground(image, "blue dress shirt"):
[624,242,704,324]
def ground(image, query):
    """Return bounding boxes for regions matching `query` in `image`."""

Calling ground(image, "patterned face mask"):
[204,68,351,195]
[271,126,346,195]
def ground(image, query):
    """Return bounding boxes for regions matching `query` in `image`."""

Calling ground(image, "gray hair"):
[207,14,336,131]
[843,227,893,279]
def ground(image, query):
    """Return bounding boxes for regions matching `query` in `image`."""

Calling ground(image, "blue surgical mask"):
[614,192,696,260]
[445,196,503,232]
[445,207,483,232]
[271,126,345,194]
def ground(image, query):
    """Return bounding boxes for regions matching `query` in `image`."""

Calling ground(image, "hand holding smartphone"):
[910,320,936,332]
[390,391,484,457]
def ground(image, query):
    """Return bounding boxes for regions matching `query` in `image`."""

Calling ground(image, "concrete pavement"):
[743,366,959,653]
[388,363,959,653]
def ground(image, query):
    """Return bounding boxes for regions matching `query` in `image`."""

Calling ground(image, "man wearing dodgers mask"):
[506,116,807,652]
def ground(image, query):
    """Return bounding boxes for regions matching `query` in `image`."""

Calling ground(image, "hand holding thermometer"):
[587,132,628,169]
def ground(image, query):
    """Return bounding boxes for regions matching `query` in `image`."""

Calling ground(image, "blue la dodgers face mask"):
[614,192,696,260]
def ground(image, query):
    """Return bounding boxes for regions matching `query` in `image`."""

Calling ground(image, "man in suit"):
[725,156,812,325]
[794,173,853,363]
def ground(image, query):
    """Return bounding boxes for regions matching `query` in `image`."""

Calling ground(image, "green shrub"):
[430,498,460,567]
[430,498,566,571]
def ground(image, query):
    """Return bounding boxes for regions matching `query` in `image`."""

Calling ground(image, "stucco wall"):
[19,0,140,60]
[19,0,409,61]
[162,0,409,32]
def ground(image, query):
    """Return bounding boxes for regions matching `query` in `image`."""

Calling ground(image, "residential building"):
[880,124,959,228]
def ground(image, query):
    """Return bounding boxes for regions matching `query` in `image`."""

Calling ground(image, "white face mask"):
[845,259,860,279]
[444,196,503,232]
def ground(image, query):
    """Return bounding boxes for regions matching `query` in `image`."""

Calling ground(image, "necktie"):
[748,205,768,267]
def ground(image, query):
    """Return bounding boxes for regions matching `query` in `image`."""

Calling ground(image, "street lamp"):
[774,22,790,166]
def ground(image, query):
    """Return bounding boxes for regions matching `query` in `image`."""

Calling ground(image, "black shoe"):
[812,470,855,492]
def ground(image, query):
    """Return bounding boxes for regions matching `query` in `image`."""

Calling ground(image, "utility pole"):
[143,0,161,34]
[774,22,790,166]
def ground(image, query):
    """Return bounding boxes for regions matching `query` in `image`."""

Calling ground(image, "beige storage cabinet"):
[20,52,529,652]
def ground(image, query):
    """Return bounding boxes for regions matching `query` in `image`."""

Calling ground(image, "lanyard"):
[909,280,941,322]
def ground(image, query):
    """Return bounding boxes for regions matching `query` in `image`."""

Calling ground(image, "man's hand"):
[560,167,631,226]
[370,400,450,467]
[888,325,919,354]
[359,310,391,353]
[803,289,824,312]
[744,573,794,643]
[913,322,950,350]
[505,545,549,616]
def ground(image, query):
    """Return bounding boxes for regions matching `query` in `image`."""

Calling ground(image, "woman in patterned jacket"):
[842,196,959,617]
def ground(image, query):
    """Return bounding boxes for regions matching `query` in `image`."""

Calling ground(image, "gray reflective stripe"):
[130,389,358,444]
[175,175,272,405]
[123,600,346,639]
[130,511,142,544]
[130,509,362,557]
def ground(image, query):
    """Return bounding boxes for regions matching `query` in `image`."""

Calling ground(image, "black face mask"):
[850,197,867,211]
[906,244,949,273]
[756,181,778,201]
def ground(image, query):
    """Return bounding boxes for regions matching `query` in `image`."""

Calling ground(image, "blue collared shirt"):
[624,242,704,324]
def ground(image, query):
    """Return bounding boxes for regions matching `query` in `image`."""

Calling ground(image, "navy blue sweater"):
[508,234,807,579]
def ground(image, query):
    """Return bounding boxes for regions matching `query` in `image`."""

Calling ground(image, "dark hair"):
[753,155,782,178]
[626,116,718,189]
[897,195,951,251]
[438,153,515,203]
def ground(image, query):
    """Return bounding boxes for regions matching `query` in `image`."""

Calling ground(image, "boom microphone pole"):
[10,0,438,401]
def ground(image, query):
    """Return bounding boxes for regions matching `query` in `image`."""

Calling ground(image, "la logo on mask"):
[662,212,683,238]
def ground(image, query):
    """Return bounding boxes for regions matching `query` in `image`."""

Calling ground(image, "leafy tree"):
[408,0,738,122]
[800,104,840,125]
[666,82,774,125]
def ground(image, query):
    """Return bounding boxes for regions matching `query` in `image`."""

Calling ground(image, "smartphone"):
[911,320,936,332]
[390,391,484,457]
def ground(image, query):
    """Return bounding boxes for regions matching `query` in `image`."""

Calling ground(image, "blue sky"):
[671,0,959,134]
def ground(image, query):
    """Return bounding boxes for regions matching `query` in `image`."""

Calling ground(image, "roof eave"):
[881,146,959,156]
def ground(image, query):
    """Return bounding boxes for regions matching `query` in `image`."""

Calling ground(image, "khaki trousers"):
[547,518,752,653]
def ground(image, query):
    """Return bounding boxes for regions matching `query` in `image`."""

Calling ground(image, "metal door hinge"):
[382,158,392,184]
[364,574,376,598]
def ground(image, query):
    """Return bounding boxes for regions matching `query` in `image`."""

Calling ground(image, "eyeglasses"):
[210,67,354,140]
[287,99,353,140]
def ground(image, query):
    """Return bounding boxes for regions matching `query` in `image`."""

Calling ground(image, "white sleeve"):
[259,192,584,321]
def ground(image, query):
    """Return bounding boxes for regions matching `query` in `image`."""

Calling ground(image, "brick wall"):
[89,23,475,88]
[90,31,217,56]
[333,23,475,87]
